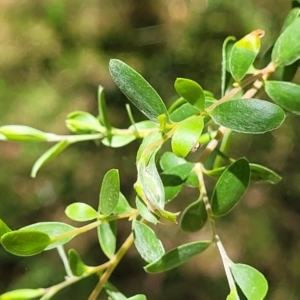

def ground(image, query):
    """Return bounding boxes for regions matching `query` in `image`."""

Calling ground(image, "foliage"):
[0,3,300,300]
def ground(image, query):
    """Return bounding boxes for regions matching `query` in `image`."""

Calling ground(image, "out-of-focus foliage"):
[0,1,299,300]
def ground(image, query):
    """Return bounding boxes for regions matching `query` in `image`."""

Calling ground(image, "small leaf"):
[265,81,300,115]
[250,163,282,184]
[128,120,157,132]
[99,169,120,215]
[0,125,49,142]
[159,151,187,171]
[113,192,133,214]
[133,220,165,263]
[272,17,300,66]
[98,221,116,259]
[135,196,159,224]
[128,295,147,300]
[68,248,90,276]
[280,8,300,33]
[0,219,11,238]
[144,241,210,273]
[180,199,207,232]
[20,222,75,250]
[0,288,45,300]
[229,30,264,82]
[102,134,136,148]
[98,85,112,131]
[109,59,169,122]
[66,111,104,134]
[104,282,127,300]
[209,99,285,134]
[171,117,204,158]
[230,263,268,300]
[65,202,99,222]
[174,78,205,111]
[1,231,50,256]
[226,289,240,300]
[211,158,250,216]
[170,103,200,122]
[31,140,70,178]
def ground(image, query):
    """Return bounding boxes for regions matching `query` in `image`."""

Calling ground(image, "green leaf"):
[229,30,264,82]
[180,199,207,232]
[1,231,50,256]
[98,221,116,259]
[68,248,90,276]
[0,288,45,300]
[211,158,250,216]
[272,17,300,66]
[170,103,200,122]
[174,78,205,111]
[230,263,268,300]
[280,8,300,33]
[102,134,136,148]
[144,241,210,273]
[265,81,300,115]
[133,220,165,263]
[109,59,169,122]
[250,163,282,184]
[209,99,285,134]
[65,202,99,221]
[135,196,159,224]
[128,295,147,300]
[113,192,133,214]
[171,117,204,158]
[226,289,240,300]
[0,219,11,238]
[98,85,112,131]
[66,111,104,134]
[20,222,75,250]
[128,120,157,132]
[31,140,70,178]
[99,169,120,215]
[0,125,49,142]
[159,151,187,171]
[104,282,127,300]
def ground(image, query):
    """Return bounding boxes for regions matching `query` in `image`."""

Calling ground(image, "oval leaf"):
[135,196,159,224]
[68,248,90,276]
[0,289,45,300]
[0,219,11,237]
[211,158,250,216]
[272,17,300,66]
[250,163,281,184]
[174,78,205,111]
[265,81,300,115]
[209,99,285,134]
[98,221,116,259]
[1,231,50,256]
[160,151,187,171]
[180,199,207,232]
[171,117,204,158]
[109,59,169,122]
[102,134,136,148]
[280,8,300,33]
[144,241,210,273]
[229,30,264,82]
[230,263,268,300]
[99,169,120,215]
[65,202,99,222]
[133,220,165,263]
[170,102,200,122]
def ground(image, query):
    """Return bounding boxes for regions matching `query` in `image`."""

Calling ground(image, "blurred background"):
[0,0,299,299]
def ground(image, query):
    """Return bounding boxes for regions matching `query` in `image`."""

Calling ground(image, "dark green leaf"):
[20,222,75,250]
[98,85,111,131]
[174,78,205,111]
[265,81,300,114]
[229,30,264,82]
[98,221,116,259]
[211,158,250,216]
[0,219,11,238]
[0,288,45,300]
[250,163,282,184]
[209,99,285,134]
[135,196,159,224]
[170,103,200,122]
[144,241,210,273]
[180,199,207,232]
[65,202,99,222]
[109,59,169,122]
[31,140,70,178]
[133,220,165,263]
[68,248,90,276]
[0,125,49,142]
[171,117,204,158]
[99,169,120,215]
[272,17,300,66]
[230,263,268,300]
[1,231,50,256]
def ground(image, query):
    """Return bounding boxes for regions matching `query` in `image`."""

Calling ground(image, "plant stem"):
[57,245,73,277]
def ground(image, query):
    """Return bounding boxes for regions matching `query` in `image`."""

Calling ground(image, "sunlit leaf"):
[98,221,116,259]
[1,231,50,256]
[209,99,285,134]
[280,8,300,33]
[99,169,120,215]
[109,59,169,122]
[0,219,11,238]
[159,151,187,171]
[68,248,90,276]
[31,140,70,178]
[171,117,204,158]
[113,192,133,214]
[133,220,165,263]
[272,17,300,66]
[226,289,240,300]
[102,134,136,148]
[180,199,207,232]
[0,288,45,300]
[65,202,99,222]
[211,158,250,216]
[265,81,300,115]
[230,263,268,300]
[144,241,210,273]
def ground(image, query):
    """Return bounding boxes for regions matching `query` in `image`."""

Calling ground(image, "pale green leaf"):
[68,248,90,276]
[65,202,99,222]
[98,221,116,259]
[0,288,45,300]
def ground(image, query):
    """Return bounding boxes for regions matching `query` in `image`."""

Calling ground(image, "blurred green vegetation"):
[0,0,299,299]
